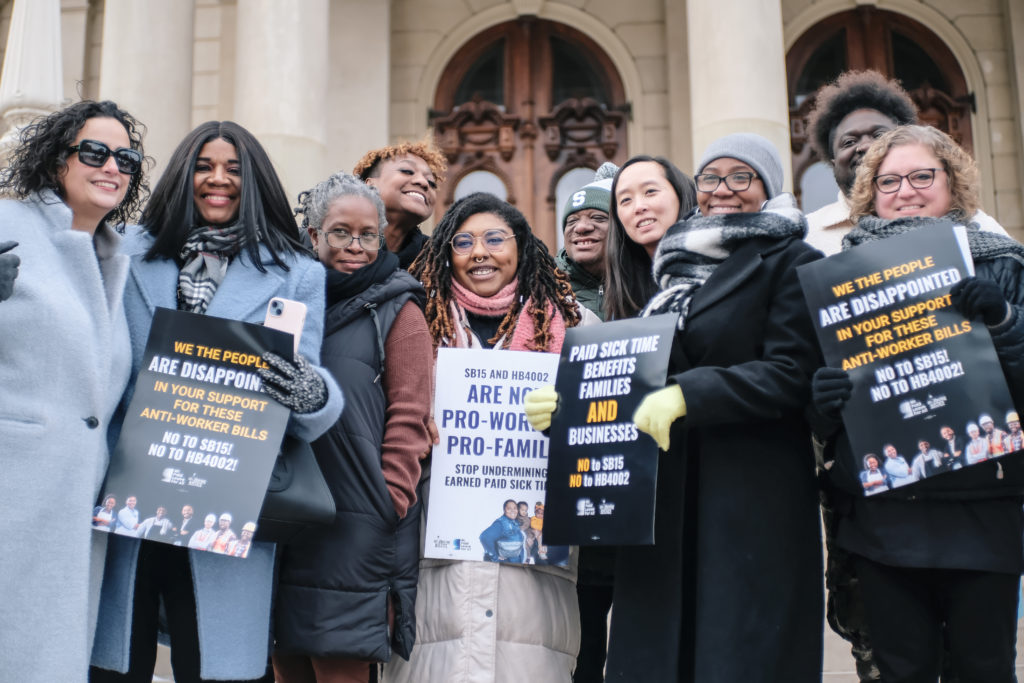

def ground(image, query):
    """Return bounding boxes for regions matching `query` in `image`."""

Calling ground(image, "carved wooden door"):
[431,18,629,250]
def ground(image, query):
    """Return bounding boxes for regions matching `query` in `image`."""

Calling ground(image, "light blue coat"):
[0,191,131,682]
[91,227,343,679]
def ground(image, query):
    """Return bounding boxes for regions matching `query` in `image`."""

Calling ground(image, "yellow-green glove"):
[633,384,687,451]
[524,385,559,432]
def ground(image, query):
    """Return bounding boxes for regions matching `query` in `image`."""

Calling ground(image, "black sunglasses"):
[68,139,142,175]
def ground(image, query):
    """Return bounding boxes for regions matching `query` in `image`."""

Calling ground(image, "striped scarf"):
[177,223,246,314]
[643,194,806,330]
[845,213,1024,266]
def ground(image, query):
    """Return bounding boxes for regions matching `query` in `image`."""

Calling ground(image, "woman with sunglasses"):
[603,133,825,682]
[272,172,433,683]
[812,125,1024,682]
[0,99,148,681]
[90,121,343,683]
[383,192,591,683]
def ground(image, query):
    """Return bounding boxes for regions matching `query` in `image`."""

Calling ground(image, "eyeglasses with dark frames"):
[694,171,759,193]
[450,229,516,255]
[872,168,943,194]
[319,229,384,251]
[67,139,142,175]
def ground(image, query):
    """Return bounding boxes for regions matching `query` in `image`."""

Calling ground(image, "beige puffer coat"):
[382,463,580,683]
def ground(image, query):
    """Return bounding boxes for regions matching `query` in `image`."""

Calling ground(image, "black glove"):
[0,241,20,302]
[258,352,327,414]
[812,367,852,418]
[950,276,1009,326]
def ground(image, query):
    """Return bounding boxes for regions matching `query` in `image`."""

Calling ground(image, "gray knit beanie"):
[697,133,784,199]
[562,162,619,230]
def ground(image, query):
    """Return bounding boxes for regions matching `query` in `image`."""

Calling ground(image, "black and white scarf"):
[642,194,807,330]
[177,223,247,314]
[846,213,1024,266]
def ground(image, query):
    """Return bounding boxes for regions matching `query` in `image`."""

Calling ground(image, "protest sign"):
[798,223,1019,496]
[424,348,566,566]
[543,313,677,545]
[95,308,292,557]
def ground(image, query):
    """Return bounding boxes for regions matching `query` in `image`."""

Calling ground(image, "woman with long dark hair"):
[90,121,343,683]
[602,155,697,320]
[0,98,148,682]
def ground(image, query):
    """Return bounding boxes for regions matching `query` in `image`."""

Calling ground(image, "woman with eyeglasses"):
[602,133,825,682]
[271,173,432,683]
[812,125,1024,682]
[382,192,591,683]
[90,121,343,683]
[0,99,147,681]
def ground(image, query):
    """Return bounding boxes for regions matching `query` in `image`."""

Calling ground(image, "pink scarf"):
[450,278,566,352]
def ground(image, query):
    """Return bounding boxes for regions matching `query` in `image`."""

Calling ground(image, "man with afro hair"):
[804,70,917,254]
[805,70,1005,255]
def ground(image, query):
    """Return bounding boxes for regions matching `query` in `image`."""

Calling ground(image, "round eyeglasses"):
[450,229,516,255]
[67,139,143,175]
[872,168,942,194]
[695,171,758,193]
[320,230,384,251]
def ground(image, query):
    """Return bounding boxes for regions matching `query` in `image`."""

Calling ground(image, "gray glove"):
[258,352,327,414]
[0,241,20,302]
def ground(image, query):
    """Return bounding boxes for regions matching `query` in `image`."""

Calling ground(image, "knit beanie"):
[697,133,783,199]
[562,162,619,230]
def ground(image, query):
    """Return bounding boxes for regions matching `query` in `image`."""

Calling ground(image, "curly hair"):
[604,155,697,320]
[0,99,150,228]
[847,125,980,221]
[295,171,386,232]
[806,70,917,162]
[353,137,448,186]
[410,192,581,351]
[140,121,306,272]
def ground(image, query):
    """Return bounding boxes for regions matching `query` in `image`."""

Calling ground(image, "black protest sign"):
[798,223,1018,496]
[543,313,677,545]
[96,308,292,556]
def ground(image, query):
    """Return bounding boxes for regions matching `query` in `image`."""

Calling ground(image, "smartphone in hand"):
[263,297,307,357]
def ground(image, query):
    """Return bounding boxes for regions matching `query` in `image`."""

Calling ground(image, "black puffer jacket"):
[274,269,426,660]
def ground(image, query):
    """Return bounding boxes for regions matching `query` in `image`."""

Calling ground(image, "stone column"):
[686,0,792,188]
[0,0,63,153]
[327,0,390,172]
[99,0,195,178]
[234,0,328,205]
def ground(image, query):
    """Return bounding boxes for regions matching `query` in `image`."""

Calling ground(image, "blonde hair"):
[848,125,979,221]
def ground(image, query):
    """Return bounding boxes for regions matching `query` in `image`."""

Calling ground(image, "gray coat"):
[91,228,343,680]
[0,191,131,682]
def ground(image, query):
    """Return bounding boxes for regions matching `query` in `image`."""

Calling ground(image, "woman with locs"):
[383,192,587,683]
[90,121,343,683]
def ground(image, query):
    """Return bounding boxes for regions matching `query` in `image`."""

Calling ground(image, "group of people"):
[2,64,1024,683]
[862,412,1021,494]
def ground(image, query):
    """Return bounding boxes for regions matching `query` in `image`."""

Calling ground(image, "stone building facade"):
[0,0,1021,249]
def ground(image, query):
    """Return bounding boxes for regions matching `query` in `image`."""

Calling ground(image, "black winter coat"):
[274,269,426,660]
[834,253,1024,575]
[606,236,825,683]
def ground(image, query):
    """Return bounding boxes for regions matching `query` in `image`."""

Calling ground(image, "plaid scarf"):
[846,213,1024,266]
[177,223,246,314]
[643,194,806,330]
